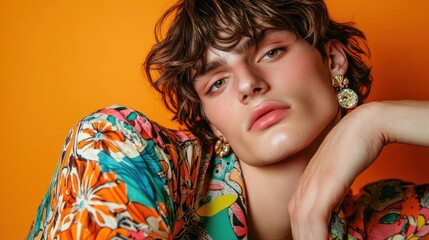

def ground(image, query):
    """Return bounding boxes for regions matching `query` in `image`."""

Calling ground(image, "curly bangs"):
[144,0,372,145]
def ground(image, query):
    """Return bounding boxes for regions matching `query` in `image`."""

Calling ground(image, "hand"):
[288,102,387,239]
[289,100,429,239]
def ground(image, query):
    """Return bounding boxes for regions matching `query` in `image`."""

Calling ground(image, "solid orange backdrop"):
[1,1,428,238]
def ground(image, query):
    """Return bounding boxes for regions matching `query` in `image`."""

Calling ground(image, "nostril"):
[253,87,262,94]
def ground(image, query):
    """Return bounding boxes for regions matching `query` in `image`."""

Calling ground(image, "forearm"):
[362,100,429,147]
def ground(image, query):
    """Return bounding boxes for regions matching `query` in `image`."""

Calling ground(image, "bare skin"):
[195,29,348,239]
[289,100,429,239]
[242,115,338,239]
[194,28,429,239]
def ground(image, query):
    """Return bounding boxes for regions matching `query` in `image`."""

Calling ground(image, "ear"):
[326,40,348,76]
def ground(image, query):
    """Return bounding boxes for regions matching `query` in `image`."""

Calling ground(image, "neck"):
[240,145,313,239]
[240,114,339,239]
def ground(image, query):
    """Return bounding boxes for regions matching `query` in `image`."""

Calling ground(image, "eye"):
[260,48,285,62]
[208,78,228,94]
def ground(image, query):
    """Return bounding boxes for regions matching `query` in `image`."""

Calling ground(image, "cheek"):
[202,98,235,136]
[304,82,338,126]
[297,58,337,113]
[202,100,249,158]
[202,104,220,129]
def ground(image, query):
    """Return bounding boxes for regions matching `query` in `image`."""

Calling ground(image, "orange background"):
[1,0,428,238]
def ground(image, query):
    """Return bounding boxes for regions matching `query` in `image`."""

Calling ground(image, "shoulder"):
[72,104,199,159]
[85,104,197,144]
[28,105,205,239]
[58,104,203,182]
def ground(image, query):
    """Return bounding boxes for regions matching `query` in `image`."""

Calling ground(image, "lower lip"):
[249,108,289,132]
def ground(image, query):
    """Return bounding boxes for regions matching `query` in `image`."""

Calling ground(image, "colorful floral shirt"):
[27,105,429,239]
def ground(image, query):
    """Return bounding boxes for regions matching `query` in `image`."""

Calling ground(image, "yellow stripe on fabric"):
[196,195,237,217]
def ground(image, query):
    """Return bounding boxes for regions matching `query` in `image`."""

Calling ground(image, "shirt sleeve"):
[27,105,203,240]
[330,179,429,239]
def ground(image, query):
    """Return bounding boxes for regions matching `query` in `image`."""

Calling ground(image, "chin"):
[261,131,319,165]
[238,142,306,168]
[233,125,324,167]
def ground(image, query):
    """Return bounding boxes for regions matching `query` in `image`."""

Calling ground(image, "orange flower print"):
[77,121,125,155]
[59,160,128,239]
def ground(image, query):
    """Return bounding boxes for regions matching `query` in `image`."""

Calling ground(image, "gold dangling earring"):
[332,75,359,109]
[215,137,230,158]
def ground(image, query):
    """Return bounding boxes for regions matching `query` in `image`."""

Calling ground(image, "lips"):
[248,102,290,132]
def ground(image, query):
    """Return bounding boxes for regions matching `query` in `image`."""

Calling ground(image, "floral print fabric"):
[28,105,429,239]
[331,180,429,239]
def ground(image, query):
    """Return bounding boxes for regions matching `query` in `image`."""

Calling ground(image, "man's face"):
[194,30,339,166]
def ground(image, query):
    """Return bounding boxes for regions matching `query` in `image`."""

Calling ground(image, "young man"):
[29,1,429,239]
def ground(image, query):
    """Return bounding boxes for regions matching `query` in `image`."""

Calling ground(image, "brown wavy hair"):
[144,0,372,146]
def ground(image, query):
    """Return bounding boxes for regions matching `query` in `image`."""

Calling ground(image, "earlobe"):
[326,40,348,76]
[210,124,231,158]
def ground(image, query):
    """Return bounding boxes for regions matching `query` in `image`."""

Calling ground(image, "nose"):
[235,62,269,104]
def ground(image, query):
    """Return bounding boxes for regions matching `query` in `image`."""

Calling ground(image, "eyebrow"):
[195,29,273,80]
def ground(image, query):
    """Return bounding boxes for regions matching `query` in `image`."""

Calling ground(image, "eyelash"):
[205,47,286,95]
[207,78,228,94]
[259,47,285,62]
